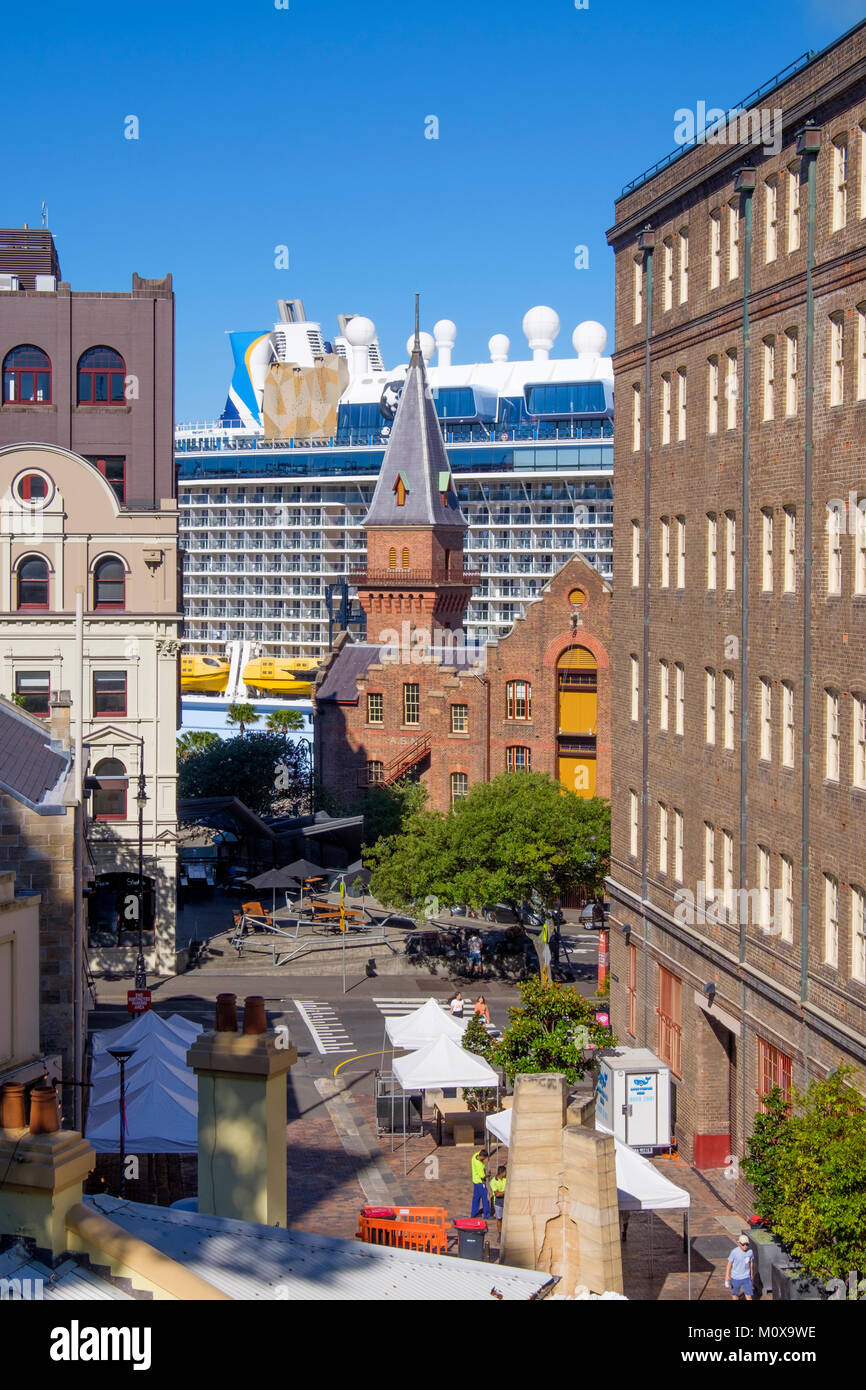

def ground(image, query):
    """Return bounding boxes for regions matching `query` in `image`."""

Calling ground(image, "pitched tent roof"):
[363,344,466,529]
[392,1034,498,1090]
[385,997,468,1049]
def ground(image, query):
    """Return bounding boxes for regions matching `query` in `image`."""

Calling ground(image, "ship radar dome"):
[406,331,435,361]
[522,305,560,361]
[343,315,377,346]
[572,320,608,357]
[488,333,510,363]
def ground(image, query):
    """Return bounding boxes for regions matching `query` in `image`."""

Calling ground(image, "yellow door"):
[558,755,597,798]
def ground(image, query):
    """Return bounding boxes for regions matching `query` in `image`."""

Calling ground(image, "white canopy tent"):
[392,1035,499,1091]
[485,1109,692,1296]
[86,1012,203,1154]
[385,998,468,1050]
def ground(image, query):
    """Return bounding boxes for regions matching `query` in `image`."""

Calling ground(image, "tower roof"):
[363,341,465,529]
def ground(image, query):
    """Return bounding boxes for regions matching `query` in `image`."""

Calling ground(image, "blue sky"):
[2,0,861,419]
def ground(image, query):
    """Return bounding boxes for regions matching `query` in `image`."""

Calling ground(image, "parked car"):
[580,899,611,930]
[482,902,545,928]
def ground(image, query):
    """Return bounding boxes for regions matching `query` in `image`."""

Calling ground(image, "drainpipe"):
[73,587,85,1130]
[637,225,655,1043]
[797,123,822,1083]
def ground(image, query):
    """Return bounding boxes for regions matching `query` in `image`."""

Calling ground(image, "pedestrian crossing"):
[292,999,356,1055]
[372,996,450,1018]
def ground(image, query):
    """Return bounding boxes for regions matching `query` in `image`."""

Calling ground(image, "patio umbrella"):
[281,859,329,908]
[328,862,371,893]
[245,866,302,921]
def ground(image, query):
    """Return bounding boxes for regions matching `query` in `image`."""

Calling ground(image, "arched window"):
[388,547,397,571]
[506,746,532,772]
[401,547,410,570]
[93,556,125,609]
[77,346,126,405]
[17,555,49,609]
[2,345,51,403]
[92,758,127,820]
[506,680,532,720]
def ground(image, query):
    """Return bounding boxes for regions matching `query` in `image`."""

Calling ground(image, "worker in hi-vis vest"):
[470,1146,490,1218]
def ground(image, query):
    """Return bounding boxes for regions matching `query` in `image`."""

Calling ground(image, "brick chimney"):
[186,996,297,1227]
[0,1085,94,1257]
[48,690,72,749]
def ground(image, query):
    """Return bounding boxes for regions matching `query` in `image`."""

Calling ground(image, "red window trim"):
[506,679,532,721]
[93,672,127,718]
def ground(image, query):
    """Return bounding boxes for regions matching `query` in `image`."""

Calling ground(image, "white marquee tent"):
[86,1011,203,1154]
[385,998,467,1050]
[392,1035,498,1091]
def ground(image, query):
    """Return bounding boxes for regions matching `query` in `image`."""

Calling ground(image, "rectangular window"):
[827,505,842,595]
[403,682,420,726]
[830,312,845,406]
[757,1037,793,1103]
[761,508,773,592]
[725,511,736,591]
[658,802,668,874]
[853,694,866,788]
[450,703,468,733]
[852,886,866,983]
[706,512,717,590]
[93,670,127,717]
[787,164,800,252]
[506,746,531,772]
[726,350,738,430]
[85,456,126,504]
[832,138,848,232]
[676,367,687,441]
[633,256,643,325]
[631,520,640,587]
[663,237,674,311]
[506,680,531,720]
[657,966,682,1075]
[366,692,383,724]
[709,210,721,289]
[367,760,384,784]
[674,662,685,737]
[857,304,866,400]
[629,789,639,859]
[724,671,735,750]
[765,179,778,262]
[632,383,641,452]
[627,943,637,1036]
[705,667,716,745]
[782,681,795,768]
[762,336,775,421]
[659,516,670,589]
[704,821,715,897]
[450,772,468,804]
[661,373,671,444]
[826,689,840,780]
[14,670,50,717]
[780,855,794,944]
[783,507,796,592]
[824,873,839,967]
[673,809,684,883]
[707,356,719,435]
[728,201,739,280]
[861,122,866,218]
[723,830,734,919]
[659,660,669,732]
[759,678,772,761]
[856,497,866,594]
[678,228,689,303]
[758,844,771,930]
[785,328,798,415]
[675,515,686,589]
[630,654,640,723]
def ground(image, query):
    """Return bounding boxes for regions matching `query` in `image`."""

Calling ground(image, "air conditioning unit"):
[0,274,20,292]
[34,274,56,292]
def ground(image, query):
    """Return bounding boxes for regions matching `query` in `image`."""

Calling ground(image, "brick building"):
[605,22,866,1170]
[314,330,611,811]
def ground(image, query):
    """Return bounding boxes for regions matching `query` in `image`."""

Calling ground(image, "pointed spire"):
[412,292,421,361]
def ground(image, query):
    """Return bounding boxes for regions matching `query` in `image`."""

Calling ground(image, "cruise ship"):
[176,299,614,674]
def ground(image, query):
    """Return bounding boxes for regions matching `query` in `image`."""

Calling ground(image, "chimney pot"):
[215,993,238,1032]
[0,1082,27,1129]
[242,996,267,1035]
[29,1083,60,1135]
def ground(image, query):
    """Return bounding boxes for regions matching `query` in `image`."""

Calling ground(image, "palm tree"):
[226,703,260,737]
[265,709,304,734]
[177,730,221,762]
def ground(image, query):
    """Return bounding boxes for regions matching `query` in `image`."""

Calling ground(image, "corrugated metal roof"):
[0,1244,133,1300]
[87,1197,553,1301]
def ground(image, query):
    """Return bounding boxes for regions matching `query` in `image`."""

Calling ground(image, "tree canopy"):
[366,772,609,915]
[226,703,260,735]
[462,978,614,1085]
[177,730,309,817]
[265,709,304,734]
[177,730,221,763]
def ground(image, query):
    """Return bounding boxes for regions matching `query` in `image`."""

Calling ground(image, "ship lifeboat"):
[180,655,231,692]
[242,657,320,695]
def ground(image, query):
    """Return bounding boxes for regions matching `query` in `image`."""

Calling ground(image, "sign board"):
[595,1065,611,1131]
[594,1009,610,1028]
[127,989,152,1015]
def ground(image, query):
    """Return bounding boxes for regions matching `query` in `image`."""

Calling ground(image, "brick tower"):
[354,305,473,634]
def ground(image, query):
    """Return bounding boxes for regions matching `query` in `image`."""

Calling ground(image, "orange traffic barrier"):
[355,1205,451,1255]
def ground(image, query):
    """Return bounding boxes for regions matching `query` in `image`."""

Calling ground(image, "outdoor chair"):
[241,900,273,928]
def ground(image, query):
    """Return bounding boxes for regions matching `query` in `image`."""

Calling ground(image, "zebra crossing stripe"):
[293,1000,355,1055]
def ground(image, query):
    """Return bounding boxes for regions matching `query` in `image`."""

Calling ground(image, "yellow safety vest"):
[490,1176,506,1197]
[471,1152,486,1183]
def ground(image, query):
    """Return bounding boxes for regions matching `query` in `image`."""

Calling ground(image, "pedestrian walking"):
[449,990,464,1017]
[489,1164,507,1236]
[470,1146,490,1219]
[474,994,490,1023]
[467,932,483,978]
[725,1234,755,1300]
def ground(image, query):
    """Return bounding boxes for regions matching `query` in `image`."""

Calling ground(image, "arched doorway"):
[557,645,597,797]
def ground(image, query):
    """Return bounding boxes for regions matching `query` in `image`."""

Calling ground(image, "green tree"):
[360,777,428,847]
[226,702,260,736]
[741,1087,792,1229]
[7,693,26,709]
[743,1068,866,1279]
[176,730,222,763]
[366,772,609,918]
[490,978,615,1085]
[178,731,307,816]
[265,708,304,734]
[462,1011,493,1061]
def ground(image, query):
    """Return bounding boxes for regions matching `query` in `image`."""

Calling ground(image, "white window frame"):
[633,255,643,326]
[832,137,848,233]
[659,659,669,732]
[824,873,839,968]
[706,512,717,590]
[759,677,772,761]
[827,504,843,595]
[780,856,794,944]
[765,179,778,263]
[783,507,796,593]
[673,809,684,884]
[830,312,844,407]
[677,367,687,441]
[663,237,674,311]
[629,789,639,859]
[709,210,721,289]
[631,519,640,587]
[825,688,840,781]
[727,201,739,280]
[852,693,866,788]
[762,336,775,421]
[658,802,668,874]
[852,885,866,983]
[722,830,734,920]
[857,304,866,400]
[704,822,715,897]
[705,667,716,745]
[707,355,719,435]
[787,164,800,252]
[757,845,771,931]
[761,508,774,592]
[725,511,736,591]
[675,662,685,737]
[725,349,738,430]
[782,680,795,768]
[661,372,672,445]
[785,328,798,415]
[856,498,866,594]
[630,654,640,723]
[723,670,735,750]
[678,228,689,304]
[675,515,686,589]
[632,382,641,452]
[660,516,670,589]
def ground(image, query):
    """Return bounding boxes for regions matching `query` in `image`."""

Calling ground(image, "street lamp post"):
[135,772,148,989]
[107,1046,136,1197]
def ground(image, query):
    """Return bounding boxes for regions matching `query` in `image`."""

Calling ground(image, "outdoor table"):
[432,1098,487,1147]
